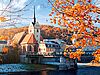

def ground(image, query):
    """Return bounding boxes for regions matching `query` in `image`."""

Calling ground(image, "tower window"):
[37,29,39,32]
[30,30,31,32]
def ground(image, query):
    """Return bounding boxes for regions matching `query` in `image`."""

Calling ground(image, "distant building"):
[38,39,66,56]
[0,40,7,54]
[38,40,61,55]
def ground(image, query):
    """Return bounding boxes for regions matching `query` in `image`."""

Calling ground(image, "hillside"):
[0,25,68,40]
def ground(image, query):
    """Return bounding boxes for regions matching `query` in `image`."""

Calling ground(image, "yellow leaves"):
[52,7,55,11]
[66,0,70,2]
[69,49,84,61]
[63,52,67,56]
[92,8,98,13]
[74,41,80,48]
[55,0,59,2]
[0,16,6,22]
[71,34,77,41]
[81,38,86,47]
[0,36,8,40]
[74,3,81,9]
[86,5,89,9]
[68,23,74,28]
[92,49,100,63]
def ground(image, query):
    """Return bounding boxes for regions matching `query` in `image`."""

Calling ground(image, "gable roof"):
[12,31,26,44]
[21,33,37,44]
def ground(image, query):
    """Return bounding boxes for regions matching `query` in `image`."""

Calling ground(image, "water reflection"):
[41,71,47,75]
[48,70,76,75]
[0,61,99,75]
[77,67,100,75]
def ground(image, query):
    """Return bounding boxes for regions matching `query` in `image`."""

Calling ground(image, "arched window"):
[29,46,31,51]
[30,30,31,32]
[37,29,39,32]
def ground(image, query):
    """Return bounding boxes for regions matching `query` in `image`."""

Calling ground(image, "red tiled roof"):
[21,33,37,44]
[12,31,26,44]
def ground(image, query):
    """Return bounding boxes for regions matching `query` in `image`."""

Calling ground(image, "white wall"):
[39,43,46,55]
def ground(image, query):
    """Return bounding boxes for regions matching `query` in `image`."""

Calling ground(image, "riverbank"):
[77,63,100,68]
[0,63,99,73]
[0,64,56,73]
[87,63,100,67]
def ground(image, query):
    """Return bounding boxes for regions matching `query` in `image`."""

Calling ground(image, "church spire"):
[32,6,36,25]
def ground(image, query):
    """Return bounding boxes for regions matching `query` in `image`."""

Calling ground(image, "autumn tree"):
[2,47,9,54]
[92,49,100,63]
[48,0,100,62]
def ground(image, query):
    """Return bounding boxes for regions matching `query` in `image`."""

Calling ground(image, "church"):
[12,6,42,55]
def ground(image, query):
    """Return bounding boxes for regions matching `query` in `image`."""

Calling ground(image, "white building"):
[38,39,65,56]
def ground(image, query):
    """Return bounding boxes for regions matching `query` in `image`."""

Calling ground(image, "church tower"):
[28,6,40,44]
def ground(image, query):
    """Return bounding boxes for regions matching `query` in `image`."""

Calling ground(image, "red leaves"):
[53,19,56,24]
[49,14,52,16]
[87,0,91,3]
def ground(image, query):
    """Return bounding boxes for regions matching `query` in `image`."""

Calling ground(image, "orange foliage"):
[2,47,8,54]
[0,16,6,22]
[92,49,100,63]
[48,0,100,61]
[69,49,85,61]
[0,36,8,40]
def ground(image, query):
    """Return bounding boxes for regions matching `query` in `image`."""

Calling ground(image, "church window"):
[29,46,31,51]
[37,29,39,32]
[30,30,31,32]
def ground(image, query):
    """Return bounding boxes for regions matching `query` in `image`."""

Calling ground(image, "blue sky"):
[0,0,52,28]
[22,0,52,26]
[0,0,100,28]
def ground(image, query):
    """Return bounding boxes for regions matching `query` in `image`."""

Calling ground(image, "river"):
[0,64,100,75]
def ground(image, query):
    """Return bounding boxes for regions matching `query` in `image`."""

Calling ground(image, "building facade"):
[38,39,66,56]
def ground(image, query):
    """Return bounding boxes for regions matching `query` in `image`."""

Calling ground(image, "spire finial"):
[34,6,36,23]
[32,6,36,25]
